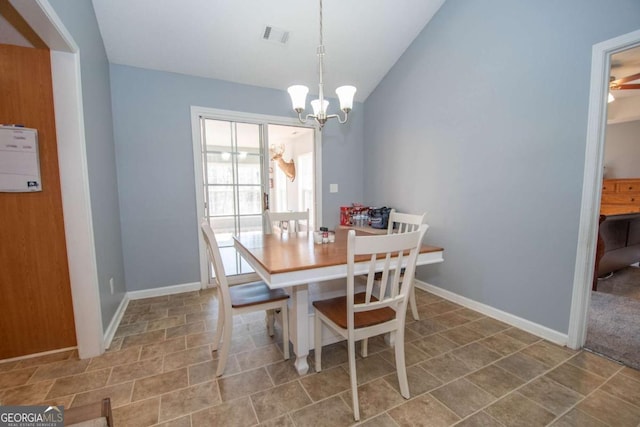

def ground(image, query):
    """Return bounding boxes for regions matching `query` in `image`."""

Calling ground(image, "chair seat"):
[229,282,289,308]
[313,292,395,329]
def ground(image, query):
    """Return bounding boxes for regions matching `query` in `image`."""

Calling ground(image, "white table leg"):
[290,284,310,375]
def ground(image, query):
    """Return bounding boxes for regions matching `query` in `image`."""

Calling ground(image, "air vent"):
[262,25,289,44]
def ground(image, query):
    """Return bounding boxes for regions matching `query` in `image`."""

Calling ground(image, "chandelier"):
[287,0,356,129]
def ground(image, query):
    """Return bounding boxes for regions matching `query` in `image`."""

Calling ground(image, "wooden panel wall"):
[0,44,76,359]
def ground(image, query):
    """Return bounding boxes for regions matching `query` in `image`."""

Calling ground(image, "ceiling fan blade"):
[612,83,640,90]
[610,72,640,86]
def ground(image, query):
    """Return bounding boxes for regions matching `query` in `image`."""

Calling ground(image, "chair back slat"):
[346,225,429,329]
[264,209,309,234]
[387,210,427,234]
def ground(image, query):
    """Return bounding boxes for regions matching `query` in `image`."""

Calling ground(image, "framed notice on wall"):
[0,126,42,192]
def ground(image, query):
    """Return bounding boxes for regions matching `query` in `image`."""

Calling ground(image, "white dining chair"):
[386,209,427,321]
[264,209,309,234]
[201,220,290,376]
[313,225,429,421]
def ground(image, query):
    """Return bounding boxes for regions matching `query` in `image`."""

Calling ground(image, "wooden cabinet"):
[601,179,640,215]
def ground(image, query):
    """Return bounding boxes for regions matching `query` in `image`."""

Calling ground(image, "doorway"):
[568,29,640,350]
[191,107,320,286]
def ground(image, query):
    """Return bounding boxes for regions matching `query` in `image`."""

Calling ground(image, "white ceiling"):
[91,0,446,102]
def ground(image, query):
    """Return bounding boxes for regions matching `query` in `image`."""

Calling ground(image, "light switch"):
[330,184,338,193]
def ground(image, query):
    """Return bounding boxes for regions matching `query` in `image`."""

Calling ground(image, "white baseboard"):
[415,280,568,346]
[103,294,130,350]
[127,282,202,300]
[0,346,77,364]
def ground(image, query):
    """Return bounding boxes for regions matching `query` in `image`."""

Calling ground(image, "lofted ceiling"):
[91,0,446,103]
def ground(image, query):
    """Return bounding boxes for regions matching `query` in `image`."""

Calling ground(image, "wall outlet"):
[329,183,338,193]
[109,277,114,295]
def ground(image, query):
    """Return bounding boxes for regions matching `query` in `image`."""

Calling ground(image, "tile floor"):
[1,288,640,426]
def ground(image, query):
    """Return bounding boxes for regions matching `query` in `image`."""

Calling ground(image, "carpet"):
[585,291,640,370]
[596,265,640,300]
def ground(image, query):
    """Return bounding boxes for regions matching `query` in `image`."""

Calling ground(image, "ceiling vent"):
[262,25,289,45]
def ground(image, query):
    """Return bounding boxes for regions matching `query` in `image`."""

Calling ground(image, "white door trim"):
[568,29,640,349]
[190,106,321,288]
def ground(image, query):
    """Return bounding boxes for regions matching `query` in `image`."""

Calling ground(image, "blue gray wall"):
[49,0,126,329]
[109,65,364,291]
[364,0,640,333]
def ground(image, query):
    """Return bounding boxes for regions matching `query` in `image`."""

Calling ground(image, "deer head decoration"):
[270,144,296,182]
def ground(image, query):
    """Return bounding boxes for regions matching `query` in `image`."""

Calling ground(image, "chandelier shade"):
[287,0,356,129]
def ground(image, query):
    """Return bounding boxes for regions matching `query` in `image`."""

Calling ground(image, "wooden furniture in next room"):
[594,178,640,290]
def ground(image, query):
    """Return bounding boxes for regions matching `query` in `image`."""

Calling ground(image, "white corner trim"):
[127,282,203,301]
[415,280,568,346]
[103,295,130,350]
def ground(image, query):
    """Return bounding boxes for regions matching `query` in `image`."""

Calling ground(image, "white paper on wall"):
[0,126,42,192]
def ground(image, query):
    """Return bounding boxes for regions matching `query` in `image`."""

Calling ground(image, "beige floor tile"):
[46,368,111,399]
[438,326,484,346]
[87,347,141,371]
[0,366,36,389]
[388,393,460,427]
[431,378,495,418]
[577,389,640,427]
[0,380,54,405]
[479,332,528,356]
[15,350,75,369]
[289,395,355,427]
[621,366,640,382]
[159,380,220,422]
[235,344,284,371]
[485,392,555,427]
[464,317,510,337]
[568,350,623,379]
[450,342,501,371]
[414,289,444,305]
[549,408,608,427]
[106,337,124,352]
[312,342,349,370]
[421,300,462,318]
[0,361,20,373]
[29,358,91,382]
[518,376,582,416]
[521,341,576,368]
[266,359,313,386]
[115,321,149,338]
[163,345,212,372]
[189,360,220,385]
[455,411,503,427]
[112,396,160,427]
[378,342,430,367]
[412,334,459,357]
[495,351,549,381]
[154,414,191,427]
[341,378,405,421]
[217,367,273,402]
[140,337,186,360]
[167,304,203,317]
[41,394,73,409]
[431,311,472,328]
[71,381,134,408]
[454,308,485,322]
[383,364,442,396]
[131,368,188,401]
[465,364,524,398]
[165,321,205,339]
[125,309,168,323]
[501,327,541,345]
[185,330,219,348]
[407,318,448,337]
[300,366,349,401]
[191,396,258,427]
[121,329,167,349]
[420,353,474,383]
[600,372,640,408]
[251,380,312,422]
[108,356,164,385]
[545,362,606,396]
[352,353,396,385]
[147,315,186,332]
[359,412,397,427]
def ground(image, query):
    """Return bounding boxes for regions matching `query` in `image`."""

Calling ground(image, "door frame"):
[568,29,640,349]
[190,106,321,287]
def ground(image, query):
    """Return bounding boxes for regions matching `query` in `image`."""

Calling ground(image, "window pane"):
[239,215,263,234]
[207,185,235,215]
[204,119,232,150]
[206,153,233,185]
[208,216,235,247]
[238,186,261,214]
[237,153,261,185]
[236,122,260,150]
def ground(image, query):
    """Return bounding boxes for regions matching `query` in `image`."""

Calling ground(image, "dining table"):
[233,227,444,375]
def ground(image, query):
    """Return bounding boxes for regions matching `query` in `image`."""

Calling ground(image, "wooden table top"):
[233,228,444,275]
